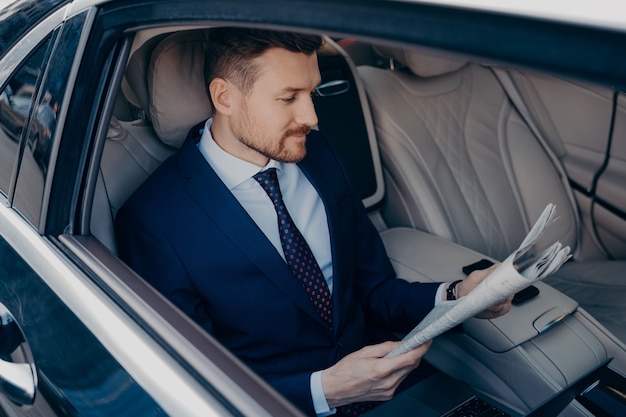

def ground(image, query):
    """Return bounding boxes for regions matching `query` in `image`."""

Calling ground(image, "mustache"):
[283,125,312,138]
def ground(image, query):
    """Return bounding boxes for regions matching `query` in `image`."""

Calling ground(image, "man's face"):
[229,47,321,164]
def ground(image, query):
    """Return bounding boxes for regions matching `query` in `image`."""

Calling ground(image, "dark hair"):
[204,27,324,109]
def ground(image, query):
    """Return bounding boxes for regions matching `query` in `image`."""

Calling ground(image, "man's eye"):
[281,96,296,103]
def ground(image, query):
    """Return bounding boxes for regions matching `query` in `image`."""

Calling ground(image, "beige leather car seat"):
[92,30,211,252]
[359,47,579,259]
[357,47,626,342]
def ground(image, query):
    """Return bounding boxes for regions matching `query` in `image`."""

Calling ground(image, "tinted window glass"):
[0,1,68,59]
[14,13,85,226]
[0,37,52,199]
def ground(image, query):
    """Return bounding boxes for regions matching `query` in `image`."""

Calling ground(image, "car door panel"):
[593,94,626,258]
[0,232,167,416]
[510,71,614,192]
[0,8,219,415]
[510,71,626,258]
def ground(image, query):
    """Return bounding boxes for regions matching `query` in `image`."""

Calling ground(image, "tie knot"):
[253,168,281,200]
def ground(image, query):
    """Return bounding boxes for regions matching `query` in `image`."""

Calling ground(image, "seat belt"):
[490,67,581,247]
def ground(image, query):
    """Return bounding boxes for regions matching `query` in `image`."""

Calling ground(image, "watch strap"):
[446,280,462,300]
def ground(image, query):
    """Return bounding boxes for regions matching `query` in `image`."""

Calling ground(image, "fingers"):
[357,340,430,362]
[357,341,429,379]
[322,340,432,407]
[358,340,401,358]
[360,341,431,401]
[475,294,514,319]
[493,294,514,315]
[458,263,519,308]
[456,263,498,298]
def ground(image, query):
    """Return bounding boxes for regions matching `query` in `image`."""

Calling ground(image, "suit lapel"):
[297,139,349,336]
[176,138,330,330]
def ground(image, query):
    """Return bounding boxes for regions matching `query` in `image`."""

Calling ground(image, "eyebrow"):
[277,81,322,95]
[277,85,320,95]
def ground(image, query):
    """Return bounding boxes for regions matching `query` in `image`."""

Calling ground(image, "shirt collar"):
[198,118,281,190]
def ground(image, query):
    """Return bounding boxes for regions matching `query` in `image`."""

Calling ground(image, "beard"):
[235,102,311,163]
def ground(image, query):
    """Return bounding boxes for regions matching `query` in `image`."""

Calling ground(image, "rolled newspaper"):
[387,203,571,358]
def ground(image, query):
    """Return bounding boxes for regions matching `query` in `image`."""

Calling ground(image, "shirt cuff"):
[311,371,336,416]
[434,282,447,306]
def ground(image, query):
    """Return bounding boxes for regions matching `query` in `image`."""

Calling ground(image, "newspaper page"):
[386,203,571,358]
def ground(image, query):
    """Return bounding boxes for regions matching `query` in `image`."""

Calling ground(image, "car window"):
[0,36,53,201]
[0,0,67,60]
[13,13,85,227]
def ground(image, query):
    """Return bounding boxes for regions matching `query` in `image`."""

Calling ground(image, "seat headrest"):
[147,30,212,147]
[122,35,168,114]
[375,46,468,77]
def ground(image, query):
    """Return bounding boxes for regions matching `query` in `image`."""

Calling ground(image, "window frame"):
[0,6,66,206]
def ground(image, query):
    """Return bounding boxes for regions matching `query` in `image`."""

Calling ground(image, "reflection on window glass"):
[14,12,86,227]
[0,39,51,198]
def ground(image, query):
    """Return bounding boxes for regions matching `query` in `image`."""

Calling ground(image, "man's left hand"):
[454,264,514,319]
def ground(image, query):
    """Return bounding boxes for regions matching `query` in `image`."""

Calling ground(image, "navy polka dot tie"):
[253,168,333,330]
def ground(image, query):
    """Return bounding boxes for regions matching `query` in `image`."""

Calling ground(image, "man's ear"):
[209,78,234,115]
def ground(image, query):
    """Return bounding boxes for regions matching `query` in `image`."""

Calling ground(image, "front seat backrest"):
[106,28,213,209]
[94,30,212,252]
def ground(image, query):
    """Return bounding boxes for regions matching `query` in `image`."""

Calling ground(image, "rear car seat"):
[356,46,626,342]
[92,30,211,252]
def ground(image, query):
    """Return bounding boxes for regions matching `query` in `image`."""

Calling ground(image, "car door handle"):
[0,303,37,405]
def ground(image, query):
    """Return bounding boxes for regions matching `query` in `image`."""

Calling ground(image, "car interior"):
[89,26,626,416]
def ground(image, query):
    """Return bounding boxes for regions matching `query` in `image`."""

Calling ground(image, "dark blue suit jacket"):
[116,128,440,415]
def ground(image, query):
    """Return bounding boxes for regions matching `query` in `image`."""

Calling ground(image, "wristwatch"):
[446,280,462,300]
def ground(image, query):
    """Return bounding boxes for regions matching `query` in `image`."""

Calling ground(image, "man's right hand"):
[321,340,431,408]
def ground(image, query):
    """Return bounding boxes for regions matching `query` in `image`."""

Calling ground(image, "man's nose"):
[295,96,319,127]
